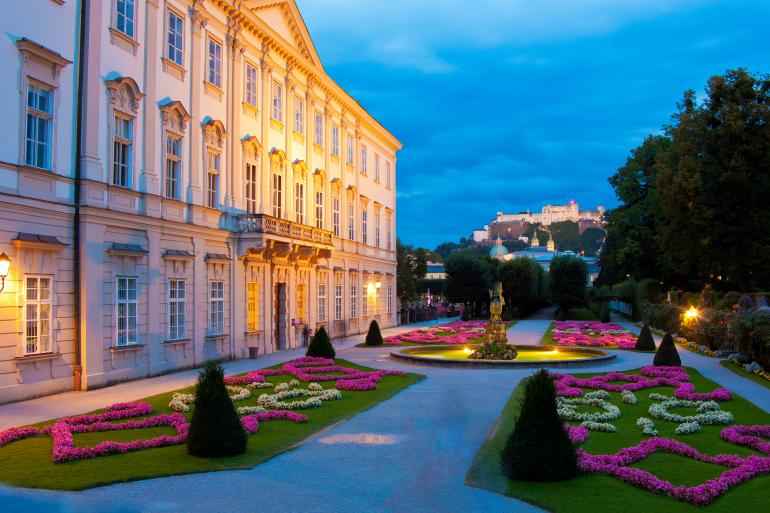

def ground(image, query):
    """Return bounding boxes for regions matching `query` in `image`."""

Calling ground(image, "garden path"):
[2,317,769,512]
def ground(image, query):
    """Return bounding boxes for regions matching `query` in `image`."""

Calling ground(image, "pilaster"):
[188,5,208,205]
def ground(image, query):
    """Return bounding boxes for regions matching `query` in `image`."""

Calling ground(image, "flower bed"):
[383,320,491,345]
[551,321,637,349]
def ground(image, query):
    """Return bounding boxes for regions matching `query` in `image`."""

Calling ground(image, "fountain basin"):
[390,344,615,368]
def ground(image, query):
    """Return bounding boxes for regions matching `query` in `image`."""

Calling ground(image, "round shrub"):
[187,361,247,458]
[365,320,383,346]
[500,369,579,481]
[653,332,682,366]
[306,326,335,358]
[635,323,656,351]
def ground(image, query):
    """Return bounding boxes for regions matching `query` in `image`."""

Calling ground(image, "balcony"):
[236,213,333,246]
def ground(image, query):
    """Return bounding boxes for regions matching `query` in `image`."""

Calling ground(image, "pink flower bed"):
[240,410,308,434]
[577,436,770,505]
[552,366,732,402]
[225,356,405,391]
[384,320,490,345]
[721,425,770,456]
[551,321,637,349]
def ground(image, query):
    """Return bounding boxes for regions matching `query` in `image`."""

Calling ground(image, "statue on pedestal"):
[469,282,518,360]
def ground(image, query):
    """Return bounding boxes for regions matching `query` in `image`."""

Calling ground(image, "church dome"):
[489,236,509,258]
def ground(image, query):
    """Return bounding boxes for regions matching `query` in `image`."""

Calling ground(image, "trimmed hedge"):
[365,320,383,346]
[500,369,578,481]
[653,332,681,366]
[635,323,656,351]
[187,361,247,458]
[306,326,335,358]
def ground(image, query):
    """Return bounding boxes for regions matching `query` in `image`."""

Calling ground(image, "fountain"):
[390,283,615,368]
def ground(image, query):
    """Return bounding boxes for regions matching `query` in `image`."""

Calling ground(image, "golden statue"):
[489,282,504,324]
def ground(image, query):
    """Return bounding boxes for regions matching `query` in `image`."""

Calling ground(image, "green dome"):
[489,238,509,258]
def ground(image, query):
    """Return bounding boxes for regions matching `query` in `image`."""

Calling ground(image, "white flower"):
[585,390,610,400]
[676,421,701,435]
[636,417,659,436]
[226,386,252,402]
[246,381,274,389]
[621,390,638,405]
[579,420,617,432]
[557,396,621,423]
[168,392,194,412]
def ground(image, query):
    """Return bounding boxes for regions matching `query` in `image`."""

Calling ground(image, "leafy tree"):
[500,370,579,481]
[396,238,429,306]
[551,221,580,252]
[306,326,335,359]
[500,257,539,315]
[187,361,247,458]
[579,227,605,256]
[550,256,588,312]
[445,253,492,316]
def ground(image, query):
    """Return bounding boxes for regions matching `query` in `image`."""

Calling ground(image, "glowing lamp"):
[0,252,9,293]
[684,306,699,321]
[366,283,376,295]
[375,281,382,289]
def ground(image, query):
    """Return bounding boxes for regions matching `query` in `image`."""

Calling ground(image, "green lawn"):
[720,360,770,391]
[466,367,770,512]
[0,359,423,491]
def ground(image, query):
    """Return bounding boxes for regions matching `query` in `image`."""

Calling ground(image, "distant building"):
[425,262,446,280]
[473,200,605,242]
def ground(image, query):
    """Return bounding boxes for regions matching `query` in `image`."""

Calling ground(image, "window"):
[350,283,357,318]
[272,173,282,218]
[346,134,354,165]
[333,196,340,237]
[375,212,381,247]
[207,38,222,88]
[245,161,258,213]
[116,277,138,346]
[167,9,184,65]
[24,276,52,354]
[165,134,182,199]
[115,0,136,38]
[317,283,326,322]
[386,161,392,189]
[168,280,186,340]
[25,83,53,169]
[331,125,339,156]
[295,182,305,224]
[375,154,380,182]
[245,63,257,106]
[362,286,368,317]
[112,115,133,187]
[315,191,323,229]
[272,81,283,121]
[294,97,304,133]
[314,112,323,146]
[376,284,383,315]
[362,208,368,244]
[209,281,224,336]
[247,281,259,332]
[348,204,355,240]
[386,213,392,250]
[335,285,343,321]
[387,286,393,314]
[361,146,367,174]
[297,284,305,322]
[207,150,220,208]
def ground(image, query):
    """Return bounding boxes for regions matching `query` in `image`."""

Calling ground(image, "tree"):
[396,238,429,306]
[550,255,587,312]
[500,369,579,481]
[306,326,335,359]
[550,221,580,253]
[635,323,656,351]
[365,320,383,346]
[444,253,492,316]
[500,257,539,315]
[579,227,605,256]
[187,361,247,458]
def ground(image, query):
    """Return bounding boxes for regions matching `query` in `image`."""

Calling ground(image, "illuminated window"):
[247,281,259,332]
[168,280,186,340]
[317,283,327,322]
[209,281,224,336]
[116,277,138,346]
[24,276,52,354]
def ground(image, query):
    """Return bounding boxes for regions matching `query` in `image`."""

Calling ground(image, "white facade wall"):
[0,0,400,404]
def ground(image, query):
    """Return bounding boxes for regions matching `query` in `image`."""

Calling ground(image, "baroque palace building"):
[0,0,400,404]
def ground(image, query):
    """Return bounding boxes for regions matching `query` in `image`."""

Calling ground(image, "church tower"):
[531,229,540,247]
[547,231,555,252]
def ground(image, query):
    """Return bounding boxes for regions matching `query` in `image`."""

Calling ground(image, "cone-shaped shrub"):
[635,323,656,351]
[365,320,383,346]
[653,332,681,366]
[600,302,611,323]
[500,369,579,481]
[306,326,335,358]
[187,361,247,458]
[556,308,567,321]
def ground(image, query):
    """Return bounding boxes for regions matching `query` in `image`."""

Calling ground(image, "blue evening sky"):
[296,0,770,249]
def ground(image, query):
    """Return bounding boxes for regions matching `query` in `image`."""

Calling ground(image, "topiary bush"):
[653,332,681,366]
[500,369,579,481]
[365,320,383,346]
[600,302,611,323]
[556,308,567,321]
[306,326,335,358]
[187,361,247,458]
[635,323,656,351]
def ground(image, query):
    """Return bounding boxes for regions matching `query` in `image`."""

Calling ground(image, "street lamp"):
[0,252,10,292]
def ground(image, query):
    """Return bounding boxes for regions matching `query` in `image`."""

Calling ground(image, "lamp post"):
[0,252,10,293]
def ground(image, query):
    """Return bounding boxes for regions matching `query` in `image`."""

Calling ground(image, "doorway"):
[274,283,288,350]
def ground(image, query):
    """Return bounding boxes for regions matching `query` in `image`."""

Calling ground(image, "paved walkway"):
[1,316,768,513]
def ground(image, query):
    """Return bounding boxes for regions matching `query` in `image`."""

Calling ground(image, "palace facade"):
[0,0,400,404]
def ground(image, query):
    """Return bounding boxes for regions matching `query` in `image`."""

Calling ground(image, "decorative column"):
[142,0,161,200]
[323,97,331,230]
[79,0,104,183]
[188,5,208,206]
[259,43,272,214]
[354,120,362,250]
[226,18,243,210]
[305,78,315,226]
[284,62,295,221]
